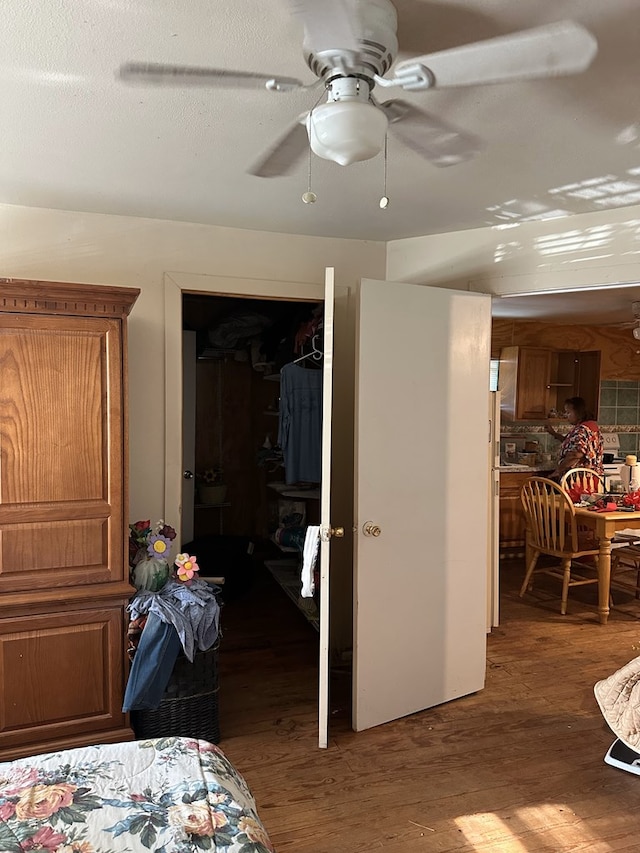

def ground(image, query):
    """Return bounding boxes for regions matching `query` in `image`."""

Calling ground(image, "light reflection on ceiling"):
[493,215,640,267]
[487,166,640,232]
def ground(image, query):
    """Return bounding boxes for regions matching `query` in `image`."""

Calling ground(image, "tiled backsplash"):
[500,379,640,458]
[599,380,640,426]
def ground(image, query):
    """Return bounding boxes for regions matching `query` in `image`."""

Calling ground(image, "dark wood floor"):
[217,558,640,853]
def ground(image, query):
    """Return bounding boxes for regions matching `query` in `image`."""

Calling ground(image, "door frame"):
[164,272,326,540]
[164,269,356,648]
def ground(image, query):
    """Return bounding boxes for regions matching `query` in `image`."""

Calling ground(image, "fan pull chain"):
[302,143,317,204]
[301,89,328,205]
[379,133,389,209]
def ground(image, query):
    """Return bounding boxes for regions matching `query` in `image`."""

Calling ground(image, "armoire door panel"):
[0,519,108,584]
[0,315,122,506]
[0,279,138,757]
[0,608,125,744]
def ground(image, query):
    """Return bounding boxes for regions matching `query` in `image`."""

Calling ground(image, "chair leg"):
[560,557,572,615]
[520,551,540,597]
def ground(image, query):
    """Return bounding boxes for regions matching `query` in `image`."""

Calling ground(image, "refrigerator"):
[487,390,501,630]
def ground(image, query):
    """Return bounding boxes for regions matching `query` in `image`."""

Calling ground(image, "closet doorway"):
[181,291,339,746]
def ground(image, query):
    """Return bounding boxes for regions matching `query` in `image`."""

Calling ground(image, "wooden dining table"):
[574,505,640,624]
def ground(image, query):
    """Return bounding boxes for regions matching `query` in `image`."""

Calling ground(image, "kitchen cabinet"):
[499,472,530,549]
[0,278,139,760]
[499,346,601,422]
[499,470,557,552]
[499,346,551,421]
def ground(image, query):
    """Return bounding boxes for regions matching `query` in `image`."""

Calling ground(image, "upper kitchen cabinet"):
[499,346,552,421]
[499,346,601,422]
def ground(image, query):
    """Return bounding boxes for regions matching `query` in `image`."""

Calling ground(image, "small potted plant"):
[197,467,227,505]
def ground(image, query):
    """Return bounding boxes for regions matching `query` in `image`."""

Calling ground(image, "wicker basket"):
[130,641,220,744]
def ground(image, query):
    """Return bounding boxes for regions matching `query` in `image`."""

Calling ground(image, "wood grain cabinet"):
[0,279,139,760]
[499,346,601,422]
[499,472,530,549]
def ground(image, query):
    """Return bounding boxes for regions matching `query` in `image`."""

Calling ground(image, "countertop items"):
[499,464,555,474]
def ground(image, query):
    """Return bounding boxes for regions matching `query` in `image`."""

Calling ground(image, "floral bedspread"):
[0,737,273,853]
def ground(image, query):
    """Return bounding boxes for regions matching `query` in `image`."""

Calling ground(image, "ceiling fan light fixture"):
[307,100,388,166]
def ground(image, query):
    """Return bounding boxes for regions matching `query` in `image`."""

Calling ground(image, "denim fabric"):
[122,611,182,712]
[278,363,322,484]
[128,579,221,662]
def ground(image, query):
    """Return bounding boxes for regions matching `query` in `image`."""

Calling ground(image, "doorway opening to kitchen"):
[491,282,640,622]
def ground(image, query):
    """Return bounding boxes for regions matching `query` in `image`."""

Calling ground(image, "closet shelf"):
[267,482,289,494]
[275,543,299,554]
[264,560,319,632]
[281,489,320,500]
[194,502,231,509]
[262,410,279,417]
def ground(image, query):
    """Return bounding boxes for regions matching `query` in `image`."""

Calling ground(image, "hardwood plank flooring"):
[216,559,640,852]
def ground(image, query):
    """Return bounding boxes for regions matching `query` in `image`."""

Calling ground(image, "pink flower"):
[22,826,67,851]
[175,554,199,582]
[0,801,15,820]
[0,766,39,796]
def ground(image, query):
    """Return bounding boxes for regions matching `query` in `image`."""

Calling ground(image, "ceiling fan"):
[117,0,598,178]
[613,301,640,338]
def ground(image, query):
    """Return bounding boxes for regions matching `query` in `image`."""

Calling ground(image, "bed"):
[0,737,273,852]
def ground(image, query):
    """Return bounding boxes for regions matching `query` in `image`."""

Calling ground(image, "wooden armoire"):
[0,279,139,760]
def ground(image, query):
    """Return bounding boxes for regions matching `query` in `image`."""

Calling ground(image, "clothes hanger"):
[292,332,323,364]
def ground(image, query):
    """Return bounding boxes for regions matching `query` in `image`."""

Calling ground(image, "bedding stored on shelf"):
[0,737,273,852]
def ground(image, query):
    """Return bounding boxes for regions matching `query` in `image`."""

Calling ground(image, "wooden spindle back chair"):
[520,477,600,615]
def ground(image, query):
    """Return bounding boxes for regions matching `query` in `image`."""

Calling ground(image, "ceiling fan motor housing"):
[303,0,399,83]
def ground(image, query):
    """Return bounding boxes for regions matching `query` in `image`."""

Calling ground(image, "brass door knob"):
[363,522,381,537]
[330,526,345,538]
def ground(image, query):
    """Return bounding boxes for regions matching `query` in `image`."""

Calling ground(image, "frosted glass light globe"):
[307,101,388,166]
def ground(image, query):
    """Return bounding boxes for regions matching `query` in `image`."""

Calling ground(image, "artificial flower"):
[175,553,199,582]
[159,524,177,541]
[147,534,172,559]
[129,520,179,577]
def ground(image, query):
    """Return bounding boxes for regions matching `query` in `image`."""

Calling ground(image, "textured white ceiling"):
[493,284,640,326]
[3,0,640,241]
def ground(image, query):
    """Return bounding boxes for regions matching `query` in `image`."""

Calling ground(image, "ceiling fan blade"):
[286,0,359,53]
[392,20,598,90]
[381,100,482,167]
[248,115,310,178]
[118,62,304,92]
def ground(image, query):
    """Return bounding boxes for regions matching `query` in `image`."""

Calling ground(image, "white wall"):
[0,202,386,521]
[387,203,640,295]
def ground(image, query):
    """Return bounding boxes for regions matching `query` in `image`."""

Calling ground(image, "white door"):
[318,268,335,749]
[488,391,501,630]
[181,331,196,544]
[353,279,492,732]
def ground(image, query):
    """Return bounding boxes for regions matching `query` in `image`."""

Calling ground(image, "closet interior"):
[181,292,334,729]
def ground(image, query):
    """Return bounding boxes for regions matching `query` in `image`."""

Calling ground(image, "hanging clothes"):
[278,362,322,484]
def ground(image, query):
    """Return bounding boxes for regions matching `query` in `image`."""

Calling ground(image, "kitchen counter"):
[499,464,555,474]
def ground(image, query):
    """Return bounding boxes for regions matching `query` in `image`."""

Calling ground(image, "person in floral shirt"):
[546,396,604,480]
